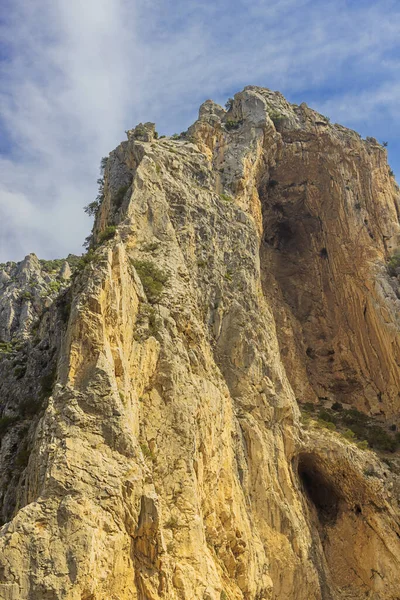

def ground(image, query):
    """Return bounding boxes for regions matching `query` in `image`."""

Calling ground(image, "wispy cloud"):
[0,0,399,261]
[314,83,400,127]
[0,0,138,262]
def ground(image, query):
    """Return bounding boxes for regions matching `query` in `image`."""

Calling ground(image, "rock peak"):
[0,87,399,599]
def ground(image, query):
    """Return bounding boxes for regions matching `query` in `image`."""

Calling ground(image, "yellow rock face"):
[0,87,399,599]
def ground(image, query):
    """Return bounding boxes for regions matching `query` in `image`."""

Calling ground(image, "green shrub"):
[143,241,160,252]
[330,406,400,452]
[133,125,147,138]
[357,440,369,450]
[225,119,242,131]
[113,184,130,209]
[219,193,233,203]
[83,234,93,250]
[40,258,65,273]
[366,425,397,452]
[316,419,335,431]
[137,304,160,338]
[131,260,169,304]
[318,409,337,424]
[225,98,234,111]
[301,402,315,413]
[300,413,312,425]
[48,280,62,294]
[268,110,285,126]
[388,250,400,276]
[224,270,233,282]
[72,250,97,276]
[342,408,369,425]
[140,443,155,461]
[84,159,107,218]
[98,226,117,244]
[13,365,26,380]
[83,200,100,217]
[0,341,14,354]
[64,254,80,271]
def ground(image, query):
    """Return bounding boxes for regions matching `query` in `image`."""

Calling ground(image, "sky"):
[0,0,400,262]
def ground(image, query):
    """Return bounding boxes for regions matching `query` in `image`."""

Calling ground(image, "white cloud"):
[0,0,399,262]
[0,0,138,262]
[314,83,400,125]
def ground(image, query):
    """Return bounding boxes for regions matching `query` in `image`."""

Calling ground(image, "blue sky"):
[0,0,399,262]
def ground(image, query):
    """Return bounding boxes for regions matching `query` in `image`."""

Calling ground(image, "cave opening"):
[276,221,295,247]
[298,453,341,525]
[263,220,297,250]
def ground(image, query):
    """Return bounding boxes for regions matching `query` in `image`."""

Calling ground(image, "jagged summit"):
[0,87,399,599]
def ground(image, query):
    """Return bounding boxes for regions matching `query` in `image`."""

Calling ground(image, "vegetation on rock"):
[131,259,169,304]
[113,184,130,210]
[83,157,108,217]
[388,249,400,276]
[301,402,400,452]
[97,226,117,245]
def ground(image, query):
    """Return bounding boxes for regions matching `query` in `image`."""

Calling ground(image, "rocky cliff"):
[0,86,399,600]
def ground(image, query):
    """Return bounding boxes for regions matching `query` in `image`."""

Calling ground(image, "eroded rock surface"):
[0,87,399,599]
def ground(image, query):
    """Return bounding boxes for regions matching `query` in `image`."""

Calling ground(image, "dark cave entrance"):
[298,453,341,525]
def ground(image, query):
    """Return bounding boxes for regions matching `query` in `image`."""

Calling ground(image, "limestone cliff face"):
[0,87,399,600]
